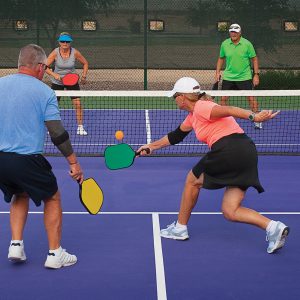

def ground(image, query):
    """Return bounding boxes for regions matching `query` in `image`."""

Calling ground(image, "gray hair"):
[18,44,46,68]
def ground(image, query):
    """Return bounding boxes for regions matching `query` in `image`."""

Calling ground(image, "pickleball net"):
[44,90,300,156]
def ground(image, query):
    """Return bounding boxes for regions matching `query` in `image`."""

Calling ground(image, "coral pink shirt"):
[182,100,244,148]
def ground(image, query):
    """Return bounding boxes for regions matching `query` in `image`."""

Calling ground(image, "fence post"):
[143,0,148,90]
[35,0,40,45]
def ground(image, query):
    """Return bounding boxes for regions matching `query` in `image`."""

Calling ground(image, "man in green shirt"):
[216,24,262,129]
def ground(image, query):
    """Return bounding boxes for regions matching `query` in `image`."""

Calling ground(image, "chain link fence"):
[0,0,299,89]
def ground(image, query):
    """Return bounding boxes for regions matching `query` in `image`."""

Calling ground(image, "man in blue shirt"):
[0,44,83,269]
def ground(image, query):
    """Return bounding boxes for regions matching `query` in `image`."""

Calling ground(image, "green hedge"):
[258,70,300,90]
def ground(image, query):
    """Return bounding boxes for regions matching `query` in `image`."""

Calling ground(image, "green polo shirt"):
[220,37,256,81]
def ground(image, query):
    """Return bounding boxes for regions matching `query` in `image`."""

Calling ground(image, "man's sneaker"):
[254,122,263,129]
[77,125,88,136]
[44,247,77,269]
[160,221,189,240]
[266,221,290,254]
[8,241,26,262]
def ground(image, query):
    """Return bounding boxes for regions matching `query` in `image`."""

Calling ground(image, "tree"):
[186,0,226,34]
[186,0,295,53]
[223,0,291,52]
[0,0,120,48]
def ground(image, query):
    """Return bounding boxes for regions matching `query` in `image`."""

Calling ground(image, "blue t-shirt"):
[0,73,61,154]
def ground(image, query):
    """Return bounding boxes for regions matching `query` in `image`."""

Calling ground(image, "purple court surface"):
[0,155,299,300]
[44,109,300,155]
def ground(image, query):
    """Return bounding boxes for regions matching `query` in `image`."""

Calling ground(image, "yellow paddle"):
[79,178,104,215]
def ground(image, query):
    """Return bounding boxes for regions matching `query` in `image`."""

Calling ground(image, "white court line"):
[152,213,167,300]
[145,109,152,144]
[0,211,300,215]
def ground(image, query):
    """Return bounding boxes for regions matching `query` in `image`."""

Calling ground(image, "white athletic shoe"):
[266,221,289,254]
[254,122,263,129]
[8,241,27,262]
[160,221,189,240]
[44,247,77,269]
[77,125,88,135]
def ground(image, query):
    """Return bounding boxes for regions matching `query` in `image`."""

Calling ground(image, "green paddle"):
[104,143,150,170]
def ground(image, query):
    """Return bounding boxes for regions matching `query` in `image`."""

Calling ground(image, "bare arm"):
[215,57,225,82]
[211,105,279,122]
[251,56,260,87]
[45,120,83,183]
[137,123,192,155]
[45,51,61,81]
[140,135,170,153]
[75,50,88,83]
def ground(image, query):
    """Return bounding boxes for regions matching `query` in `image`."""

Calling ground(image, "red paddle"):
[62,73,80,86]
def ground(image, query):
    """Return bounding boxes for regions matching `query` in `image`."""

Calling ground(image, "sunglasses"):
[39,63,50,70]
[60,41,71,44]
[173,93,183,99]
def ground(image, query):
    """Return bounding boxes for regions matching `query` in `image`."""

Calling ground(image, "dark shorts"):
[51,83,80,100]
[222,79,253,90]
[192,133,264,193]
[0,152,58,206]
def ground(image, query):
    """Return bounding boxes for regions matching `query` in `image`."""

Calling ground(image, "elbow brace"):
[167,126,191,145]
[46,120,74,157]
[51,130,69,146]
[50,130,74,157]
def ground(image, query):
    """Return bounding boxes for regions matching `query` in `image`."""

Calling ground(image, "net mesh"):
[44,90,300,156]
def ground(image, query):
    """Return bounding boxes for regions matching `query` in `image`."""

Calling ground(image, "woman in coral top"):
[138,77,289,254]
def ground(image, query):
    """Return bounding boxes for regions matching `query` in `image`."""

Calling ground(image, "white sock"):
[176,221,187,230]
[49,246,63,255]
[266,220,277,234]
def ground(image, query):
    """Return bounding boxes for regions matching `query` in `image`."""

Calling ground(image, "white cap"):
[167,77,202,97]
[229,23,241,33]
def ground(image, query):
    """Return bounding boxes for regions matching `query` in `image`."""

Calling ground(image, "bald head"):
[18,44,46,69]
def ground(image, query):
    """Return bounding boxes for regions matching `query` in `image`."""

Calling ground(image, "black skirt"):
[192,133,264,193]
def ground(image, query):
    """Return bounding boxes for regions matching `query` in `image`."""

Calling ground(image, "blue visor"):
[58,34,73,42]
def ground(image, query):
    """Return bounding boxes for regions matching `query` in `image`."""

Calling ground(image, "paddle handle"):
[212,75,221,90]
[135,148,150,156]
[211,75,221,100]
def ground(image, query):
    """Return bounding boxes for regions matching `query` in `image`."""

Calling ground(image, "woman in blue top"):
[46,32,89,135]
